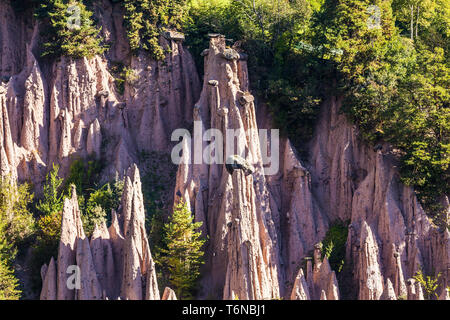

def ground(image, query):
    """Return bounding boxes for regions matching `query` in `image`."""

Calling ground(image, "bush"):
[31,165,65,291]
[158,200,206,299]
[0,176,36,300]
[83,180,123,235]
[36,164,64,217]
[0,259,21,300]
[0,176,35,258]
[122,0,189,60]
[321,220,349,273]
[65,157,122,235]
[109,62,138,95]
[31,210,62,288]
[413,269,441,300]
[65,158,103,195]
[35,0,105,58]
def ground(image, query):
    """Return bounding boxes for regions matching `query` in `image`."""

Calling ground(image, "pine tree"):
[36,164,64,216]
[160,200,206,299]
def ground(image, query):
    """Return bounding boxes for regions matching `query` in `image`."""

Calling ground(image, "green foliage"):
[83,180,123,235]
[321,220,349,272]
[35,0,105,58]
[122,0,189,60]
[35,210,62,254]
[36,164,64,217]
[413,269,441,300]
[0,176,35,260]
[30,210,62,289]
[65,157,123,236]
[0,258,21,300]
[310,0,449,215]
[82,205,106,235]
[158,200,206,299]
[31,165,65,290]
[65,158,103,196]
[0,176,35,300]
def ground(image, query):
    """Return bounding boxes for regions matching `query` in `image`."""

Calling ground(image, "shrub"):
[321,220,349,273]
[109,62,138,95]
[82,205,106,236]
[31,210,62,288]
[0,176,35,300]
[0,176,35,256]
[65,158,103,196]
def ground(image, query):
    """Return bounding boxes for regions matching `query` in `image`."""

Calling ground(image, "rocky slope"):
[307,96,449,299]
[0,0,447,300]
[0,0,200,188]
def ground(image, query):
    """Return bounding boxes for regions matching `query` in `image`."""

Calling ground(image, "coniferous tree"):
[36,0,105,58]
[159,200,206,299]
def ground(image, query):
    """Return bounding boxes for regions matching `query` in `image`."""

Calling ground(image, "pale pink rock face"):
[0,0,200,189]
[0,0,446,301]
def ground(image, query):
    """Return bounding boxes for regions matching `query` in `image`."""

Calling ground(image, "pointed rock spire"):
[357,222,384,300]
[90,222,116,299]
[76,237,102,300]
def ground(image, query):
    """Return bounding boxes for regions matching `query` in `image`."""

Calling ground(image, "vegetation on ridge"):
[185,0,449,222]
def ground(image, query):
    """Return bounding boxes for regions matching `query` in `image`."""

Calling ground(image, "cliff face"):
[0,0,447,300]
[0,0,200,188]
[173,35,284,299]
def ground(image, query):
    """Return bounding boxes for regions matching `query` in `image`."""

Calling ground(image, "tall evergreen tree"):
[36,0,105,58]
[36,164,64,217]
[159,200,206,299]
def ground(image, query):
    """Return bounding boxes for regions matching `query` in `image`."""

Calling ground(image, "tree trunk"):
[410,5,414,41]
[416,6,420,38]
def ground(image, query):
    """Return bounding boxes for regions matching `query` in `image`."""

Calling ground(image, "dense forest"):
[0,0,448,300]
